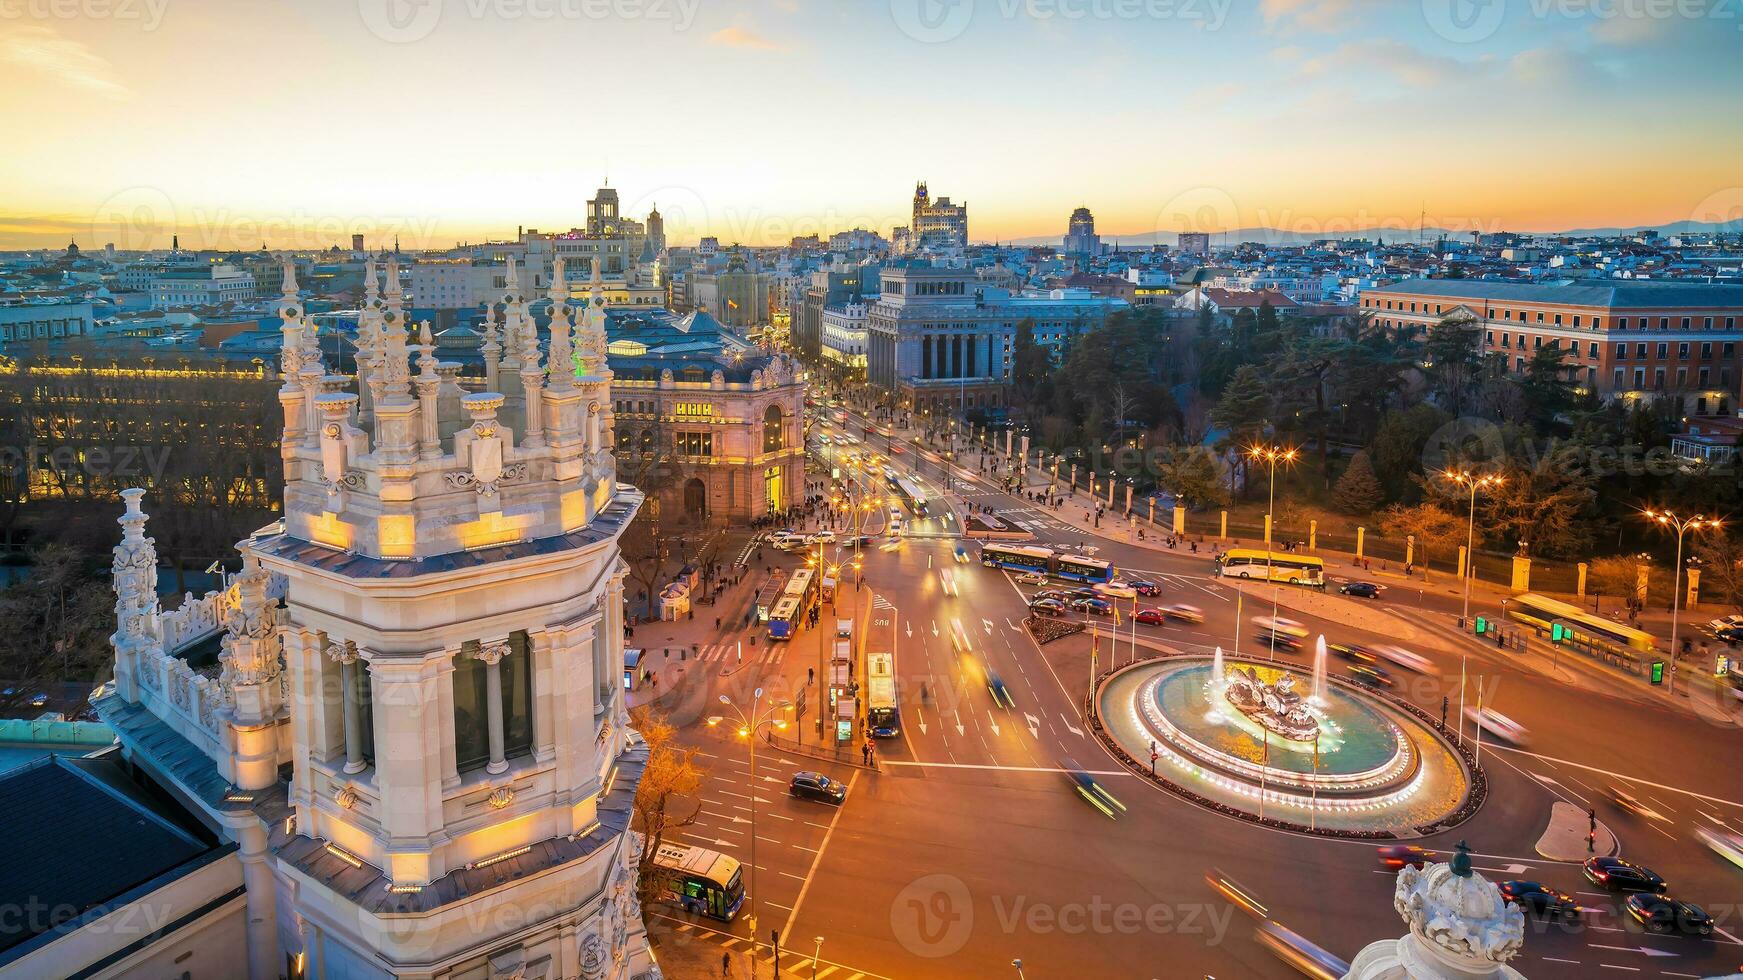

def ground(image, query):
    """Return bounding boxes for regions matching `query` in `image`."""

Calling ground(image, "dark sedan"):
[1339,582,1384,599]
[1584,857,1667,893]
[1129,580,1162,596]
[1626,894,1712,934]
[788,771,848,806]
[1070,597,1113,615]
[1498,881,1581,918]
[1029,598,1068,617]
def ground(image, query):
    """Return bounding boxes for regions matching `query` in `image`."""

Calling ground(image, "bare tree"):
[630,706,705,912]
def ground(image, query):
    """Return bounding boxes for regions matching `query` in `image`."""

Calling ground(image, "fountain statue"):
[1224,666,1320,742]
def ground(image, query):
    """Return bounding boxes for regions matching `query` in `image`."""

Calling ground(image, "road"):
[646,405,1743,979]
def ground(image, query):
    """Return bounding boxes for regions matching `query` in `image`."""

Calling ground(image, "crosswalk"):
[693,642,788,667]
[996,506,1070,532]
[648,913,887,980]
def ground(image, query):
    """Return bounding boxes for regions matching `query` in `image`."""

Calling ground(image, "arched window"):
[763,404,785,453]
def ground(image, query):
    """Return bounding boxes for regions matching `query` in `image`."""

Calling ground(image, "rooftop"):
[1367,278,1743,308]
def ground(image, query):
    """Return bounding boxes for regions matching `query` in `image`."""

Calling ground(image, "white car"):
[1708,614,1743,634]
[808,530,836,544]
[939,570,960,597]
[1096,581,1138,600]
[767,531,806,549]
[1015,571,1050,586]
[1374,645,1438,675]
[1465,707,1529,746]
[1695,826,1743,870]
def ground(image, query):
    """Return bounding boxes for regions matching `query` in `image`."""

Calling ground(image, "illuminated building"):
[0,301,94,345]
[1062,206,1101,258]
[75,254,658,979]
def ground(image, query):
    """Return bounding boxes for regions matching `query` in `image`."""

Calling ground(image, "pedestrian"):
[862,742,871,765]
[722,951,732,977]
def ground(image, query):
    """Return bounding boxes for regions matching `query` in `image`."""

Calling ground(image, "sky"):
[2,0,1741,250]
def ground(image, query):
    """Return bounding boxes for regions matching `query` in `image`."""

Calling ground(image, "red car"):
[1134,608,1166,626]
[1378,845,1435,870]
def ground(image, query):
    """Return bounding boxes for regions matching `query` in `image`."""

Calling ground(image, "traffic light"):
[1651,661,1665,685]
[1474,616,1488,635]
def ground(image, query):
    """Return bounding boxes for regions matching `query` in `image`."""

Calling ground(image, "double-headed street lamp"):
[1441,470,1505,623]
[707,689,791,963]
[1246,444,1299,660]
[1641,508,1719,694]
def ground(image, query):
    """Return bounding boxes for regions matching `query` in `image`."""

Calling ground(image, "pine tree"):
[1331,450,1383,515]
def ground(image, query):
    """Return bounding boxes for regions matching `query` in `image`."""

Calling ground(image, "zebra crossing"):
[996,506,1070,532]
[693,642,788,666]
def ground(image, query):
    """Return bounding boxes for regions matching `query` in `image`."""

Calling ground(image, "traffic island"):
[1535,800,1617,860]
[1025,616,1085,644]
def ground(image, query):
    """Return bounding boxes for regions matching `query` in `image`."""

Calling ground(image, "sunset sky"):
[3,0,1740,250]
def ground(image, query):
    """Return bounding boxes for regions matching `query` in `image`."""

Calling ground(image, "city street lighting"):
[1441,470,1504,623]
[1246,444,1299,660]
[812,936,825,979]
[1012,958,1026,979]
[1641,508,1718,694]
[706,689,791,967]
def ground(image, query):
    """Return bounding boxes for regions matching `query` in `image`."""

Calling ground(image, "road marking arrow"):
[1061,714,1084,737]
[931,620,940,637]
[905,620,912,638]
[953,709,965,736]
[1024,712,1041,738]
[988,712,1001,736]
[1589,944,1677,958]
[982,619,994,635]
[915,704,928,735]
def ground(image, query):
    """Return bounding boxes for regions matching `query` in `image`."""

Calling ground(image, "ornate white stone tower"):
[1344,841,1527,980]
[97,254,658,980]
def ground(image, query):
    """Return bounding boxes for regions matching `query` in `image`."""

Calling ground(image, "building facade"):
[1177,232,1211,256]
[821,295,871,376]
[897,182,967,252]
[79,256,659,980]
[0,301,95,345]
[1361,279,1743,414]
[151,265,257,309]
[1063,207,1101,258]
[865,267,1128,415]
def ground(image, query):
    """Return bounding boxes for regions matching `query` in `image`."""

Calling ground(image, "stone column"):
[1220,510,1228,540]
[1356,526,1366,559]
[1264,514,1273,546]
[1405,535,1415,567]
[1577,561,1588,598]
[1309,519,1318,551]
[238,820,281,980]
[1173,504,1186,535]
[1635,562,1650,610]
[477,639,511,775]
[326,640,366,774]
[1687,567,1701,609]
[1510,552,1532,592]
[1457,546,1468,580]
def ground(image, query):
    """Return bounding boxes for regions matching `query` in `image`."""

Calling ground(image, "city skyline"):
[3,0,1742,250]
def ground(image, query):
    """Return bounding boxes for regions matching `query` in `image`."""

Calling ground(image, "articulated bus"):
[866,650,900,738]
[1509,592,1655,657]
[1213,549,1326,588]
[888,474,929,517]
[653,841,746,921]
[768,567,819,640]
[979,544,1115,584]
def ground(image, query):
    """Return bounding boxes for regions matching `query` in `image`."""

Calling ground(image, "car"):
[988,675,1015,708]
[1134,608,1166,626]
[789,771,848,806]
[1707,614,1743,635]
[1096,581,1137,599]
[952,544,969,563]
[1378,845,1435,870]
[1584,856,1667,893]
[1034,588,1073,602]
[807,530,836,544]
[1498,881,1581,918]
[1339,581,1384,599]
[1625,894,1712,935]
[889,444,905,455]
[28,692,48,707]
[1606,785,1668,821]
[1465,707,1529,746]
[1348,664,1394,687]
[1204,869,1270,920]
[1160,604,1204,623]
[1329,642,1381,666]
[878,537,902,552]
[1254,921,1349,980]
[939,570,960,597]
[767,531,807,550]
[1029,598,1068,617]
[1067,587,1101,600]
[1014,571,1050,586]
[1696,825,1743,870]
[1253,616,1308,650]
[1374,645,1438,675]
[1065,766,1126,819]
[1129,580,1162,597]
[1716,625,1743,644]
[1070,597,1113,615]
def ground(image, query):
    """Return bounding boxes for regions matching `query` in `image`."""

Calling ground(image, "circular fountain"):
[1099,642,1475,835]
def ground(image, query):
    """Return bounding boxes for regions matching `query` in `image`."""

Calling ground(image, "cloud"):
[1588,14,1669,46]
[1302,38,1487,89]
[1510,46,1610,86]
[0,25,130,100]
[1259,0,1375,31]
[708,26,780,50]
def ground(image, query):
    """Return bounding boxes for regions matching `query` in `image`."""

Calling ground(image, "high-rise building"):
[77,255,656,979]
[1178,232,1211,256]
[1063,207,1101,257]
[351,233,365,252]
[907,182,968,251]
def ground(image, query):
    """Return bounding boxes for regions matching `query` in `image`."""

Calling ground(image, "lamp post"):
[812,937,825,980]
[1642,508,1718,694]
[1247,444,1299,660]
[707,690,791,968]
[1012,959,1026,979]
[1442,469,1505,623]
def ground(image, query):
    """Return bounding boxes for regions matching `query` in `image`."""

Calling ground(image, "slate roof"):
[0,755,220,960]
[1367,278,1743,309]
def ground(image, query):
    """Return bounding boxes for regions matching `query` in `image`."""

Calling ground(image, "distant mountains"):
[1001,218,1743,249]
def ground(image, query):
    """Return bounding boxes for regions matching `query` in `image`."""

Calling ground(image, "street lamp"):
[812,936,825,980]
[1012,959,1026,979]
[1641,508,1718,694]
[706,689,791,967]
[1441,470,1504,624]
[1246,444,1299,660]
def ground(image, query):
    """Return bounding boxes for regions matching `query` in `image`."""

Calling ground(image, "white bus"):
[866,650,899,738]
[1214,549,1325,588]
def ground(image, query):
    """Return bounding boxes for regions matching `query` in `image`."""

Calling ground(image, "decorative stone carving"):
[488,785,515,809]
[475,640,511,667]
[326,639,359,665]
[578,931,606,980]
[335,785,359,810]
[1394,843,1524,966]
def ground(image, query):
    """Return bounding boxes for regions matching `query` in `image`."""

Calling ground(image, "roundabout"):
[1096,645,1480,837]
